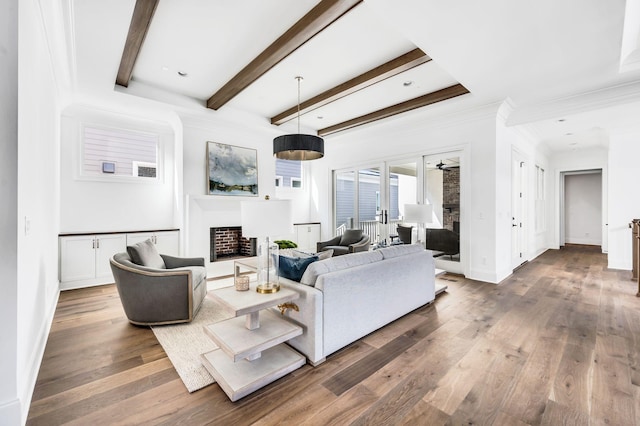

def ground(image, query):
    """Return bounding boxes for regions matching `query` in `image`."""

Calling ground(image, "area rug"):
[151,282,233,392]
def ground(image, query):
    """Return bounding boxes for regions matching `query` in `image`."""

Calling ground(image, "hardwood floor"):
[27,245,640,425]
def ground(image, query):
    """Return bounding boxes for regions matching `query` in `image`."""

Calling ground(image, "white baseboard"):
[21,287,59,424]
[0,398,22,426]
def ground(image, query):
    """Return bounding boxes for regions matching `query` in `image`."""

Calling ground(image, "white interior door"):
[511,149,526,268]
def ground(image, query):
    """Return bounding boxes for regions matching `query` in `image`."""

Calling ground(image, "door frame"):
[559,169,604,248]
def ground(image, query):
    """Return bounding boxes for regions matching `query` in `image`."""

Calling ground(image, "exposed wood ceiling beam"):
[317,83,470,136]
[207,0,362,110]
[271,48,431,125]
[116,0,158,88]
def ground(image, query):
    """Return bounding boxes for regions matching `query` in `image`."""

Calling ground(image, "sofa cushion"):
[279,255,318,282]
[377,243,424,260]
[339,229,363,246]
[322,246,349,256]
[300,250,383,286]
[280,249,312,258]
[127,239,166,269]
[316,249,334,260]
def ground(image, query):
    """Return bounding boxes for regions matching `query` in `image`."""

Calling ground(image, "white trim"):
[290,176,302,189]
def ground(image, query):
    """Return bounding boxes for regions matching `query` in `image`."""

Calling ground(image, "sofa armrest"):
[317,236,342,252]
[272,278,325,365]
[161,254,205,269]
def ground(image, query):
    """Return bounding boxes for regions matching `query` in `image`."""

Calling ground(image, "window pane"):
[335,171,355,234]
[83,126,158,178]
[275,159,302,187]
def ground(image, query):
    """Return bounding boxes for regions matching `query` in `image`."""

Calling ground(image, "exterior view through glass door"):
[334,167,382,245]
[333,159,420,247]
[424,155,461,269]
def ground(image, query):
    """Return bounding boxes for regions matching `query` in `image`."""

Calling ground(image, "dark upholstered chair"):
[396,224,413,244]
[110,251,207,326]
[425,228,460,259]
[317,229,370,256]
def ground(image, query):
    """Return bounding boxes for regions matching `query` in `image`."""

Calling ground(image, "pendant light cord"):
[296,76,302,134]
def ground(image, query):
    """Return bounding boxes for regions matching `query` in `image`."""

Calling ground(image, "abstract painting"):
[207,141,258,196]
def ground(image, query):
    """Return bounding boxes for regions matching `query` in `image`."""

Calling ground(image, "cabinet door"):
[95,234,127,279]
[154,231,180,256]
[60,236,96,282]
[296,224,320,253]
[126,232,155,247]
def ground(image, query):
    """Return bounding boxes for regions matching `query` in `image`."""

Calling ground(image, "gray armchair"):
[110,251,207,326]
[396,224,413,244]
[425,228,460,259]
[317,229,370,256]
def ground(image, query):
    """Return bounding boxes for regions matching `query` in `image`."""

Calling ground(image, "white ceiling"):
[65,0,640,151]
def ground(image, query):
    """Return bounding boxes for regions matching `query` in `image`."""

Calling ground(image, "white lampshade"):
[404,203,432,224]
[241,199,293,237]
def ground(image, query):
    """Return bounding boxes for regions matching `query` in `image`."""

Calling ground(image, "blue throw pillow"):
[279,255,318,282]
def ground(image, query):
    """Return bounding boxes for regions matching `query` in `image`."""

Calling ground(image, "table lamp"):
[241,197,293,293]
[404,203,432,244]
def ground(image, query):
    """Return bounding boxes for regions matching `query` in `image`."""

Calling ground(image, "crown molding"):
[506,80,640,126]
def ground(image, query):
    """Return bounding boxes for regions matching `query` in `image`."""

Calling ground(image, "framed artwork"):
[207,141,258,196]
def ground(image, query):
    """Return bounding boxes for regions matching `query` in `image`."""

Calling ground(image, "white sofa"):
[272,244,435,365]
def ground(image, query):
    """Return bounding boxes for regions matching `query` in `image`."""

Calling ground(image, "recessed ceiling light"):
[403,81,413,87]
[161,66,169,71]
[565,132,573,136]
[557,118,566,122]
[177,71,188,77]
[569,142,578,145]
[317,116,323,120]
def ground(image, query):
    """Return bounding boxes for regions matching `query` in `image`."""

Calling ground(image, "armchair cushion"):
[127,239,165,269]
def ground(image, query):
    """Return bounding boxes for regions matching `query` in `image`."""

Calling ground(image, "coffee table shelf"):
[201,344,304,402]
[204,310,302,362]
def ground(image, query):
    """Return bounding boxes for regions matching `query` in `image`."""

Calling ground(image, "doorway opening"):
[560,170,603,248]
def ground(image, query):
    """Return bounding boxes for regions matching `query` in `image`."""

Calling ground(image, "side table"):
[201,284,305,401]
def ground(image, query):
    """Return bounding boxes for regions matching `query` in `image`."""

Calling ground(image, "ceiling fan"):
[436,160,459,171]
[436,160,447,170]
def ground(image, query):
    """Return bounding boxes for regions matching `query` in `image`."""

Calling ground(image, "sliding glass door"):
[424,154,461,269]
[333,158,421,246]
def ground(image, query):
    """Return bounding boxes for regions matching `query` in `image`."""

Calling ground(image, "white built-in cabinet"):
[293,223,320,253]
[125,230,180,256]
[59,229,179,290]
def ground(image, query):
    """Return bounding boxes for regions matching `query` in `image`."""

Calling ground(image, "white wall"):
[608,131,640,270]
[59,105,178,234]
[564,173,602,245]
[13,0,63,423]
[0,0,20,422]
[180,113,311,276]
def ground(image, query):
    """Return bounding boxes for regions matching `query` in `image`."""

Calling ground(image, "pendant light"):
[273,76,324,160]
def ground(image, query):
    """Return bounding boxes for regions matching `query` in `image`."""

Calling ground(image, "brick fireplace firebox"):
[210,227,256,262]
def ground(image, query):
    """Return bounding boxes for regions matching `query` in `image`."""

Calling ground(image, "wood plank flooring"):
[27,245,640,425]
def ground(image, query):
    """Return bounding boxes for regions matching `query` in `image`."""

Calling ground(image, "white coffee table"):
[201,284,305,401]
